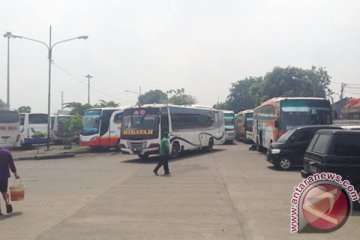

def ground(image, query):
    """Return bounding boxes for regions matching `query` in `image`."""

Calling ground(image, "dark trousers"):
[154,155,170,174]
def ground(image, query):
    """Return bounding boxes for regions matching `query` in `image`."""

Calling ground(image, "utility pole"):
[85,75,93,105]
[61,91,64,110]
[4,32,14,109]
[340,82,345,100]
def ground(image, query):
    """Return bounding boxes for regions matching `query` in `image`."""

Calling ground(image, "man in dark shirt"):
[0,147,20,215]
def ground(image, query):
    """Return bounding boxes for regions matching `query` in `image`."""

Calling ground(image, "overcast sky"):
[1,0,360,113]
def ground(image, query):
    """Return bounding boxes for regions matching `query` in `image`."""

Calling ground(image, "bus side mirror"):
[274,120,279,128]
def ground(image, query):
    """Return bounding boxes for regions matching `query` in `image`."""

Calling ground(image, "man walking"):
[0,147,20,215]
[153,132,171,176]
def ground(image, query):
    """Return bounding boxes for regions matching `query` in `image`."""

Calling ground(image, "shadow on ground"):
[122,148,226,164]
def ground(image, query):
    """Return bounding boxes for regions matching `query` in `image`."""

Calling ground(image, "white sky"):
[1,0,360,113]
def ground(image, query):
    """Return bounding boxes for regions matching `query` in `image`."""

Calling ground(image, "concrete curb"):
[14,148,92,161]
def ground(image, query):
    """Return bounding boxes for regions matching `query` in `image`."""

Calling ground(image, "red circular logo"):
[301,183,350,231]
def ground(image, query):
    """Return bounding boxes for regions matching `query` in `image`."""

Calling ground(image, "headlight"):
[271,149,281,154]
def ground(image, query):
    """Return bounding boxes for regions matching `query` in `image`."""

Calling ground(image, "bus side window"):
[161,109,169,136]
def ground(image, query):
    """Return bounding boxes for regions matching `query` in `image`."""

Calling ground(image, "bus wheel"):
[171,142,180,158]
[138,153,149,160]
[207,138,214,152]
[277,157,292,170]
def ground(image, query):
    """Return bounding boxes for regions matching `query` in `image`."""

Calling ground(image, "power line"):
[52,62,127,103]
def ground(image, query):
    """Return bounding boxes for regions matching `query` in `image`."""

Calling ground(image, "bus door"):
[108,111,123,147]
[99,110,114,147]
[160,108,169,138]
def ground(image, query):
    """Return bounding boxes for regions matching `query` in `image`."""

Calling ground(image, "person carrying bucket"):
[0,147,20,215]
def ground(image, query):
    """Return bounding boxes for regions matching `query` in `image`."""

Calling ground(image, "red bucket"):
[9,179,25,201]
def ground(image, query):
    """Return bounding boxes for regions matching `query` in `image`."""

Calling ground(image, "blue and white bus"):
[19,113,48,146]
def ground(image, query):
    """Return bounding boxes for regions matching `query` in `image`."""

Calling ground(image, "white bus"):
[222,110,235,143]
[0,109,20,148]
[119,104,225,159]
[80,108,124,149]
[19,113,49,146]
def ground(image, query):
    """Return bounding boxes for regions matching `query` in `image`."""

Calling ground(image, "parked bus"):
[119,104,225,159]
[235,109,254,143]
[19,113,48,146]
[223,110,235,143]
[80,108,124,148]
[253,97,332,150]
[51,114,74,143]
[0,109,20,148]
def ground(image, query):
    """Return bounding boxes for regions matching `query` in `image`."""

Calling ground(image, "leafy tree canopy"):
[139,90,168,105]
[18,106,31,113]
[165,88,197,105]
[217,66,333,113]
[93,100,119,108]
[63,102,92,116]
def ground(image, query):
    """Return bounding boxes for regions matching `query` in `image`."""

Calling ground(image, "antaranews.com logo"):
[290,172,359,233]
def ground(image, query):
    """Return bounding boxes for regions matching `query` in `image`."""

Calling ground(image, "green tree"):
[18,106,31,113]
[68,114,83,133]
[93,100,119,108]
[262,66,333,101]
[139,90,168,105]
[224,77,262,113]
[63,102,92,116]
[165,88,197,105]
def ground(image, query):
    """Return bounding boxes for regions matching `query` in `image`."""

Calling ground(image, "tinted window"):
[0,111,19,123]
[113,112,123,123]
[100,110,115,136]
[294,130,312,141]
[311,134,331,154]
[334,134,360,156]
[170,107,215,130]
[29,114,48,124]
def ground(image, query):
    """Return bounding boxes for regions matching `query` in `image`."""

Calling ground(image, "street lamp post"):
[3,32,16,109]
[12,26,88,149]
[85,74,93,105]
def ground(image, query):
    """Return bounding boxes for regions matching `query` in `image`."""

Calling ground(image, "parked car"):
[301,129,360,191]
[266,125,341,170]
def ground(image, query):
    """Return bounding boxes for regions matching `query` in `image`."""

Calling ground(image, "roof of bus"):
[0,108,18,112]
[222,110,234,114]
[85,107,126,111]
[236,109,254,115]
[257,97,329,107]
[125,104,219,111]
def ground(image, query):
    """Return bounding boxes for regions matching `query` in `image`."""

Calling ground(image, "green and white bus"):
[223,110,235,143]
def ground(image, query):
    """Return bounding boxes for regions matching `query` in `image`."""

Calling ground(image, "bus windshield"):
[224,113,234,129]
[121,108,159,140]
[245,115,253,131]
[82,109,101,135]
[280,100,331,131]
[0,110,19,123]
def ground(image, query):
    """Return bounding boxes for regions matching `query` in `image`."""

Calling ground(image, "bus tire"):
[138,153,149,160]
[277,157,292,170]
[207,138,214,152]
[171,142,180,158]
